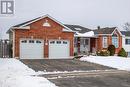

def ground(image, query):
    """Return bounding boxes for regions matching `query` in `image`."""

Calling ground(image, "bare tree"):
[123,22,130,31]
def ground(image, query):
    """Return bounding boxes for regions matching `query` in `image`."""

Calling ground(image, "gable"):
[7,15,73,33]
[111,28,122,36]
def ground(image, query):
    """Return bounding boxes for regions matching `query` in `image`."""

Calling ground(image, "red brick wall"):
[90,38,96,52]
[14,17,74,58]
[97,30,122,54]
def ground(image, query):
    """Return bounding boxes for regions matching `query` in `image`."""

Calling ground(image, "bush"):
[118,48,127,57]
[96,50,110,56]
[108,45,115,56]
[74,52,78,56]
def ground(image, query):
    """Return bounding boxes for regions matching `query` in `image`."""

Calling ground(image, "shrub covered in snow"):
[108,45,115,56]
[118,48,127,57]
[96,50,110,56]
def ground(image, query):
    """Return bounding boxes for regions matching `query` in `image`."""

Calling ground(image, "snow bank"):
[0,58,57,87]
[80,56,130,71]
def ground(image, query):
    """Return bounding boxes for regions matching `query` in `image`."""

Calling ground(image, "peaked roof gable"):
[7,14,73,33]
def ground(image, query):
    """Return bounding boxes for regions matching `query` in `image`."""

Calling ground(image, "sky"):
[0,0,130,39]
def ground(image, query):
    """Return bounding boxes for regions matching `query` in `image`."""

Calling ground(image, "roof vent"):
[43,20,51,27]
[97,26,100,30]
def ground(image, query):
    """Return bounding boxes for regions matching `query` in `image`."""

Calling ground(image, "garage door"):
[20,39,43,59]
[49,40,70,59]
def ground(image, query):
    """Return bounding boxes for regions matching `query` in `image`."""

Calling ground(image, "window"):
[50,41,55,44]
[80,38,87,45]
[85,39,89,45]
[128,52,130,57]
[57,41,61,44]
[63,41,67,44]
[36,40,41,43]
[21,40,27,43]
[29,40,34,43]
[125,39,130,45]
[112,37,118,48]
[102,37,108,48]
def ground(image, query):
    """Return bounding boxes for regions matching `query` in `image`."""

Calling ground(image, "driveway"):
[20,59,114,72]
[21,59,130,87]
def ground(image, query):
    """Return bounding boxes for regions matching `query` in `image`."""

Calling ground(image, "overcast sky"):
[0,0,130,39]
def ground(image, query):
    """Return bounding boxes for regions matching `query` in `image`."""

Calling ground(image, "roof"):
[93,27,116,35]
[13,17,41,27]
[121,31,130,36]
[7,14,74,33]
[64,24,91,33]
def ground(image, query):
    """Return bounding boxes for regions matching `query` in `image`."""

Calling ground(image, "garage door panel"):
[49,40,69,59]
[20,39,43,59]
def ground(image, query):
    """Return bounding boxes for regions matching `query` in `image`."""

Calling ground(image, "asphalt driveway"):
[20,59,115,72]
[21,59,130,87]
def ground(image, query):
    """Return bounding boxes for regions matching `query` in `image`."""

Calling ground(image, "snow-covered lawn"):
[0,58,57,87]
[80,56,130,71]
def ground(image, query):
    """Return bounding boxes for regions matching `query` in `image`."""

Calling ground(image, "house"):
[121,31,130,57]
[67,26,122,55]
[7,15,74,59]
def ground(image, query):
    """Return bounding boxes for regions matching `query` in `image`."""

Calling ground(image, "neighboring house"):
[7,15,74,59]
[121,31,130,57]
[67,26,122,54]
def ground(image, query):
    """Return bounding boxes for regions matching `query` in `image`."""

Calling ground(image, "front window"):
[112,35,118,48]
[125,39,130,45]
[102,37,108,48]
[128,52,130,57]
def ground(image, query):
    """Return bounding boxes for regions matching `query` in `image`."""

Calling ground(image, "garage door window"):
[50,41,55,44]
[29,40,34,43]
[21,40,27,43]
[57,41,61,44]
[63,41,67,44]
[36,40,41,43]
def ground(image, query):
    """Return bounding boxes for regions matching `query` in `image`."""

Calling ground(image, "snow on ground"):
[0,58,57,87]
[80,56,130,71]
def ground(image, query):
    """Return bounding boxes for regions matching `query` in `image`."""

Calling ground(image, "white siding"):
[122,36,130,56]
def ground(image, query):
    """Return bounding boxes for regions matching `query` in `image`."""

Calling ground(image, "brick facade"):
[14,17,74,58]
[97,29,122,54]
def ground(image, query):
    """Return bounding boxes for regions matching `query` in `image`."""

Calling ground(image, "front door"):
[80,38,90,53]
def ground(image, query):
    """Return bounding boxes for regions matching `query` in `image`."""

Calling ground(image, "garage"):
[49,40,70,59]
[20,39,43,59]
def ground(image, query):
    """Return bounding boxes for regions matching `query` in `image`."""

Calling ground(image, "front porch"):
[74,37,98,55]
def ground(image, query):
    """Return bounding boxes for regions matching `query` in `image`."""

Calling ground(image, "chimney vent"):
[97,26,100,30]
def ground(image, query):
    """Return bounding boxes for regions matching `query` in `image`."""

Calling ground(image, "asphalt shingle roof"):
[93,27,116,34]
[13,17,41,27]
[64,24,91,33]
[121,31,130,36]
